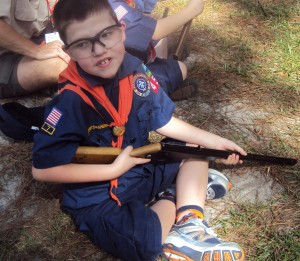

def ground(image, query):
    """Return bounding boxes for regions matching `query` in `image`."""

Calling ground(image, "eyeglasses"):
[64,24,122,59]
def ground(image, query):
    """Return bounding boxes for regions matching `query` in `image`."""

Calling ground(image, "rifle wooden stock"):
[73,143,162,164]
[73,143,297,166]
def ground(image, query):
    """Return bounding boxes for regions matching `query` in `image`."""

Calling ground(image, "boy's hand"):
[215,138,247,165]
[218,153,242,165]
[112,146,151,176]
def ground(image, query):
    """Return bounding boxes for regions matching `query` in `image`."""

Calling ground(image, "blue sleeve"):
[149,88,175,131]
[109,0,157,60]
[142,0,158,14]
[132,0,158,13]
[133,63,176,132]
[32,92,94,169]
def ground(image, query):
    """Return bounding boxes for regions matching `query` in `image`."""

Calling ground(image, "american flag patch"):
[114,5,128,20]
[46,107,62,127]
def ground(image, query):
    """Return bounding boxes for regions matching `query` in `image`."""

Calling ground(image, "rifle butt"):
[73,143,162,164]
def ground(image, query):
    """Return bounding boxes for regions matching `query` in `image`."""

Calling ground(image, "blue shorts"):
[147,58,183,96]
[64,160,180,261]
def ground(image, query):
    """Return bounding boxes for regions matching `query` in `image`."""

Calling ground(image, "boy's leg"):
[67,160,181,261]
[154,37,169,59]
[150,199,176,242]
[162,159,245,261]
[176,159,208,210]
[69,200,164,261]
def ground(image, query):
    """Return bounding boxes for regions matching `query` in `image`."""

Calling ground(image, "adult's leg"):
[17,56,68,92]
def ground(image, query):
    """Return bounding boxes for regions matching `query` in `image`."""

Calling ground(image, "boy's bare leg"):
[151,199,176,242]
[162,159,245,261]
[17,56,68,92]
[154,37,169,59]
[150,159,207,244]
[176,159,208,210]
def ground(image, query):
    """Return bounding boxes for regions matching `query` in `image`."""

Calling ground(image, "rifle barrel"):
[159,143,297,166]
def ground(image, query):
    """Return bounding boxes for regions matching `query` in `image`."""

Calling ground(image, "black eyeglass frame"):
[63,23,122,51]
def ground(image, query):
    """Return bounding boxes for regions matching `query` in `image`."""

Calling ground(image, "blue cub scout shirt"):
[32,53,182,209]
[109,0,157,61]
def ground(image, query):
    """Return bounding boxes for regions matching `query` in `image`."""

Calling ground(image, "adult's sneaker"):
[162,215,245,261]
[207,169,232,200]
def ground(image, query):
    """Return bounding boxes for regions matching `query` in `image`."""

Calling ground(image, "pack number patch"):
[133,73,150,97]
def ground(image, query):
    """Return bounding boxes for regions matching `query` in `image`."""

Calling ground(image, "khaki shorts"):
[0,52,30,98]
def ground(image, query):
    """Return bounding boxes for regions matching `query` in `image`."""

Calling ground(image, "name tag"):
[45,32,62,43]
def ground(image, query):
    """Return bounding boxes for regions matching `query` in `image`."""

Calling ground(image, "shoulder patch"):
[114,5,128,20]
[132,73,150,97]
[41,107,63,135]
[142,64,159,93]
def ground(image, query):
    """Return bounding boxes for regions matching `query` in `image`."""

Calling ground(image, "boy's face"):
[65,11,126,79]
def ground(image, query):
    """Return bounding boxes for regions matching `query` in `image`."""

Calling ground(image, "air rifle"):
[73,143,297,166]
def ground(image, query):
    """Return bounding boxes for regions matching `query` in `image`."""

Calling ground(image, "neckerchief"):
[59,61,133,205]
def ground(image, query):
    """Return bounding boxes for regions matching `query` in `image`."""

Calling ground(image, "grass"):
[217,197,300,260]
[0,0,299,260]
[174,0,300,259]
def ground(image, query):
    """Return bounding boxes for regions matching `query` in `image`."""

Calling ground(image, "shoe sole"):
[163,241,245,261]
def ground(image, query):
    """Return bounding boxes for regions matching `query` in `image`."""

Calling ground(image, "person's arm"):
[0,19,69,63]
[156,116,247,163]
[152,0,204,40]
[32,146,150,183]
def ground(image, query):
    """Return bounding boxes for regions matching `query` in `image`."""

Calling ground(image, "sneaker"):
[162,216,245,261]
[206,169,232,200]
[155,169,231,204]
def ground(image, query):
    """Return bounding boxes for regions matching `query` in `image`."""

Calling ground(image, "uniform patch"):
[142,64,159,93]
[133,73,150,97]
[41,122,56,135]
[114,5,128,20]
[46,107,62,126]
[41,107,62,135]
[88,123,109,134]
[149,75,159,93]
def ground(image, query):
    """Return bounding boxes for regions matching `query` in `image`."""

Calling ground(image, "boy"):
[32,0,246,260]
[110,0,204,62]
[0,0,200,98]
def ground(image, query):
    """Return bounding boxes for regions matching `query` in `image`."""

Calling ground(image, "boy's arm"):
[156,116,247,156]
[152,0,204,40]
[32,146,150,183]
